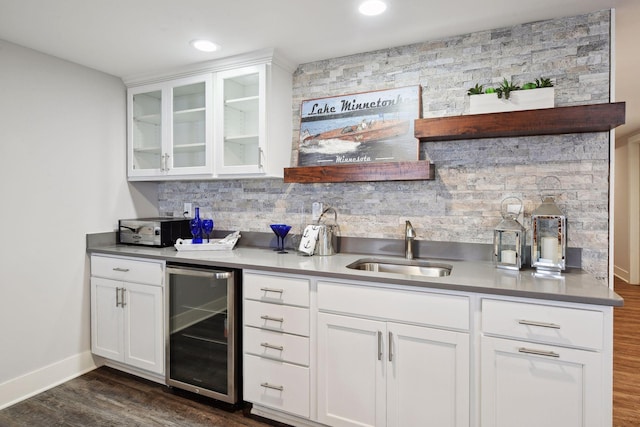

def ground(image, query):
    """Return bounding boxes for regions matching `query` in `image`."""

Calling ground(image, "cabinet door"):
[317,313,386,427]
[215,64,266,175]
[128,74,213,179]
[123,282,164,374]
[168,75,213,176]
[481,336,604,427]
[128,84,164,176]
[387,323,470,427]
[91,277,124,362]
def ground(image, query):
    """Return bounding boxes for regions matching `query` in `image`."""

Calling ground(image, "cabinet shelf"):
[414,102,625,142]
[173,107,205,123]
[285,103,625,184]
[225,96,259,113]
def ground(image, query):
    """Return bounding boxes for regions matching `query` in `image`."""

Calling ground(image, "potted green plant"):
[468,77,555,114]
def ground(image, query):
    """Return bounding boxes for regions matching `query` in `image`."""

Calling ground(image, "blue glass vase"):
[190,207,203,244]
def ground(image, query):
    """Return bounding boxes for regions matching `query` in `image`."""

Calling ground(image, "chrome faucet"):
[405,220,416,260]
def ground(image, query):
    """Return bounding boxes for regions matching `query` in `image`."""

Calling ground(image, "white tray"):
[174,232,240,251]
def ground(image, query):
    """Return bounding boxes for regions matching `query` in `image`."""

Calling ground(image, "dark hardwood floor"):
[613,277,640,427]
[1,279,638,426]
[0,367,274,427]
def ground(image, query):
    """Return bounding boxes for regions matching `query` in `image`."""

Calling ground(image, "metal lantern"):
[493,198,526,270]
[531,196,566,275]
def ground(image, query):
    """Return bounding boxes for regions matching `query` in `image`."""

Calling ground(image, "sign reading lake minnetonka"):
[298,86,422,166]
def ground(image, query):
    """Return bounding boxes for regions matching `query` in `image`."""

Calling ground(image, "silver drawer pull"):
[260,382,284,391]
[112,267,130,272]
[518,319,561,329]
[518,347,560,358]
[260,342,284,351]
[377,331,383,361]
[260,315,284,323]
[260,287,284,294]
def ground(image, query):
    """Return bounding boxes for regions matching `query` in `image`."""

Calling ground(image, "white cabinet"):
[242,271,311,419]
[317,280,470,427]
[215,62,292,177]
[90,255,165,375]
[128,74,213,179]
[126,50,292,180]
[480,298,610,427]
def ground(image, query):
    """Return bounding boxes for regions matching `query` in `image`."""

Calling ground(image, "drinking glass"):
[202,214,214,243]
[270,224,292,253]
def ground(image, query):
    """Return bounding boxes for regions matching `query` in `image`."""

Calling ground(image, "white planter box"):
[469,87,554,114]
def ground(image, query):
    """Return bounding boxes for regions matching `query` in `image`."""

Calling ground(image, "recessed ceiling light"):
[359,0,387,16]
[190,39,220,52]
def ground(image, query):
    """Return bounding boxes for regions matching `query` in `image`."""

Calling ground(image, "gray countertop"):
[87,237,623,307]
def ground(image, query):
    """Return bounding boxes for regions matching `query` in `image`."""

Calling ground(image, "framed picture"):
[298,86,422,166]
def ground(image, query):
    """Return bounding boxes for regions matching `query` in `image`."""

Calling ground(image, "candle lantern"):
[493,197,525,270]
[531,196,566,275]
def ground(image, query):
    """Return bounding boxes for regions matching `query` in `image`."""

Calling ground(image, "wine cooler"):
[166,264,240,404]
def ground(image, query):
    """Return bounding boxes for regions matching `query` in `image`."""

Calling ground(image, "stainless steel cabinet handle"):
[388,331,393,362]
[518,319,561,329]
[120,288,126,307]
[260,287,284,294]
[260,315,284,323]
[260,342,284,351]
[115,287,121,307]
[260,382,284,391]
[160,154,166,171]
[166,267,231,280]
[112,267,130,272]
[258,147,264,170]
[164,153,170,171]
[518,347,560,358]
[377,331,383,361]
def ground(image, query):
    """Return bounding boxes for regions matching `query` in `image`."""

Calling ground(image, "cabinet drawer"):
[244,300,309,336]
[91,255,164,286]
[318,281,469,331]
[244,272,310,307]
[243,355,310,418]
[482,299,604,350]
[244,326,309,366]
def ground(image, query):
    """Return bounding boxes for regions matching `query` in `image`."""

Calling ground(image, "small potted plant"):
[468,77,554,114]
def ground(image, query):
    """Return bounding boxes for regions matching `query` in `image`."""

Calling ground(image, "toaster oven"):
[118,217,191,247]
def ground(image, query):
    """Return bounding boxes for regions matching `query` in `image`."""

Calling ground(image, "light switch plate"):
[312,202,323,221]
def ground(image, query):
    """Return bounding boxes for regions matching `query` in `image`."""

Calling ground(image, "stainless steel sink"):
[346,258,452,277]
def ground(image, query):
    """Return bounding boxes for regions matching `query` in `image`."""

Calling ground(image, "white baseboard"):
[0,351,99,410]
[614,265,630,283]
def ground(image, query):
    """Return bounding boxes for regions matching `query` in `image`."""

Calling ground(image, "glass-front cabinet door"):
[128,74,213,179]
[130,87,163,173]
[215,65,266,175]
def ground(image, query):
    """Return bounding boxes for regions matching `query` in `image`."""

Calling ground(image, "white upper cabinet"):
[125,49,293,180]
[128,74,213,179]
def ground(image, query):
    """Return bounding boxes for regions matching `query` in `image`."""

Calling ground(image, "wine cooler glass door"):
[166,266,238,403]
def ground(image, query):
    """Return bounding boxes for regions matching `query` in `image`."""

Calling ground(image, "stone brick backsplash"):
[159,10,612,281]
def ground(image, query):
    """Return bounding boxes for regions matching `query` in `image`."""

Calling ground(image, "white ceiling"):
[0,0,638,138]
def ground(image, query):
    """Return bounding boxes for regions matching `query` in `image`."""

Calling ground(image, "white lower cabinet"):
[242,271,311,419]
[317,281,470,427]
[480,298,610,427]
[90,255,165,375]
[234,269,613,427]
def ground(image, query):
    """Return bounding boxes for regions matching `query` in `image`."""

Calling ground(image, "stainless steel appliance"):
[165,264,240,404]
[119,217,190,247]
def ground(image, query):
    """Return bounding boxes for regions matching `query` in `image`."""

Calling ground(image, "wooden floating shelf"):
[285,103,625,184]
[283,161,435,183]
[414,102,625,142]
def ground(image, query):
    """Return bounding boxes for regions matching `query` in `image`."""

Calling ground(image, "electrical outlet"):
[183,202,193,218]
[312,202,323,221]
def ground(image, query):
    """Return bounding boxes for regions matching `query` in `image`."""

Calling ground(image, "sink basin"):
[346,258,452,277]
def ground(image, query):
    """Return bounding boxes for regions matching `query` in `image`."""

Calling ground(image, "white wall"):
[0,39,157,408]
[614,140,630,282]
